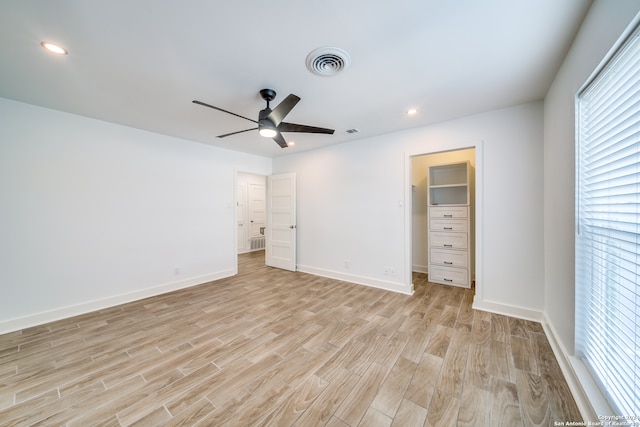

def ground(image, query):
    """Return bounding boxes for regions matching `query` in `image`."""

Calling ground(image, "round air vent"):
[306,47,351,77]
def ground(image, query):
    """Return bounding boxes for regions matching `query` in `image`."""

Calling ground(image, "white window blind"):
[576,23,640,416]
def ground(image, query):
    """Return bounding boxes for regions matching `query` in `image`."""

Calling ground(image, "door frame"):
[236,172,268,255]
[404,140,484,304]
[234,170,268,272]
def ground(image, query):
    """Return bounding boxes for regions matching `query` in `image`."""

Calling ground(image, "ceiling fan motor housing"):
[258,108,275,132]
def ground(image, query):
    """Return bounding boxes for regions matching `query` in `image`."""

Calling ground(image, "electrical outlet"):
[390,267,396,276]
[174,267,180,276]
[383,266,389,275]
[344,260,350,269]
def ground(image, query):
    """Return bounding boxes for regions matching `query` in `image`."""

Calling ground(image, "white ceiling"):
[0,1,592,158]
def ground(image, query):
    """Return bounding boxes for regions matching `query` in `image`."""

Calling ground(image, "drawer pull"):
[444,261,453,265]
[444,278,453,282]
[444,244,453,247]
[444,227,453,230]
[444,214,453,218]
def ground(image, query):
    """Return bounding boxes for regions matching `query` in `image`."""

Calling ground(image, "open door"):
[266,173,296,271]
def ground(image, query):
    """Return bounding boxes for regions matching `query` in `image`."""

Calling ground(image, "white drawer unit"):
[430,247,468,268]
[427,161,472,288]
[429,265,469,287]
[429,232,468,249]
[429,218,468,232]
[429,206,468,219]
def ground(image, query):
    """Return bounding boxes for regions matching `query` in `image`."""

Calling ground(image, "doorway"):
[236,171,298,273]
[406,144,482,299]
[236,172,266,255]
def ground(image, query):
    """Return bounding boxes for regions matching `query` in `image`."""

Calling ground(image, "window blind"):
[575,23,640,416]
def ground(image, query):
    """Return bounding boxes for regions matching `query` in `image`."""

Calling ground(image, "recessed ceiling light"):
[407,108,418,116]
[288,141,295,146]
[41,41,68,55]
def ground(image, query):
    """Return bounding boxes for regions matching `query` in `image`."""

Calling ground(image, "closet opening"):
[408,146,479,295]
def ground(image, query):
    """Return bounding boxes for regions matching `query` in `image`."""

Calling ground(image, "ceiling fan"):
[193,89,335,148]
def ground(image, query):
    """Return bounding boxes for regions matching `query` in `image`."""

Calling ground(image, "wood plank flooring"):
[0,251,582,426]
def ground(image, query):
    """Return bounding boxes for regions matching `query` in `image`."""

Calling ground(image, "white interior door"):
[248,183,266,238]
[266,173,296,271]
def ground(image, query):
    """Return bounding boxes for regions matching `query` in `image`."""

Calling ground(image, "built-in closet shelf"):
[429,183,468,188]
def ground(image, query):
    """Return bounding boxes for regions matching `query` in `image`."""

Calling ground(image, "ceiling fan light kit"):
[193,88,334,149]
[258,128,277,138]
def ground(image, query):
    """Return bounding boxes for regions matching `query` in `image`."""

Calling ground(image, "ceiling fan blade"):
[192,100,258,124]
[217,128,257,138]
[267,94,300,127]
[272,132,288,148]
[278,122,335,134]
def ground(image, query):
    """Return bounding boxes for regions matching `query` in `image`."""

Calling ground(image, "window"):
[576,23,640,416]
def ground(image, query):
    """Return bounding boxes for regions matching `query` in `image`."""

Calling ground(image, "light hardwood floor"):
[0,251,581,426]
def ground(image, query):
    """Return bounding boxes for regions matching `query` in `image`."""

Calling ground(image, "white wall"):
[276,136,410,294]
[543,0,640,356]
[274,101,544,315]
[0,97,271,332]
[542,2,640,417]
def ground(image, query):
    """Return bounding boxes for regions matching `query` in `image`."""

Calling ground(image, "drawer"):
[429,265,469,288]
[430,247,468,268]
[429,218,468,232]
[429,206,468,219]
[429,232,468,249]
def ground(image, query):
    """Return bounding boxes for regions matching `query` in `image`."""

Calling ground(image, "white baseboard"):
[412,264,428,274]
[0,269,235,335]
[471,298,544,322]
[296,264,414,295]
